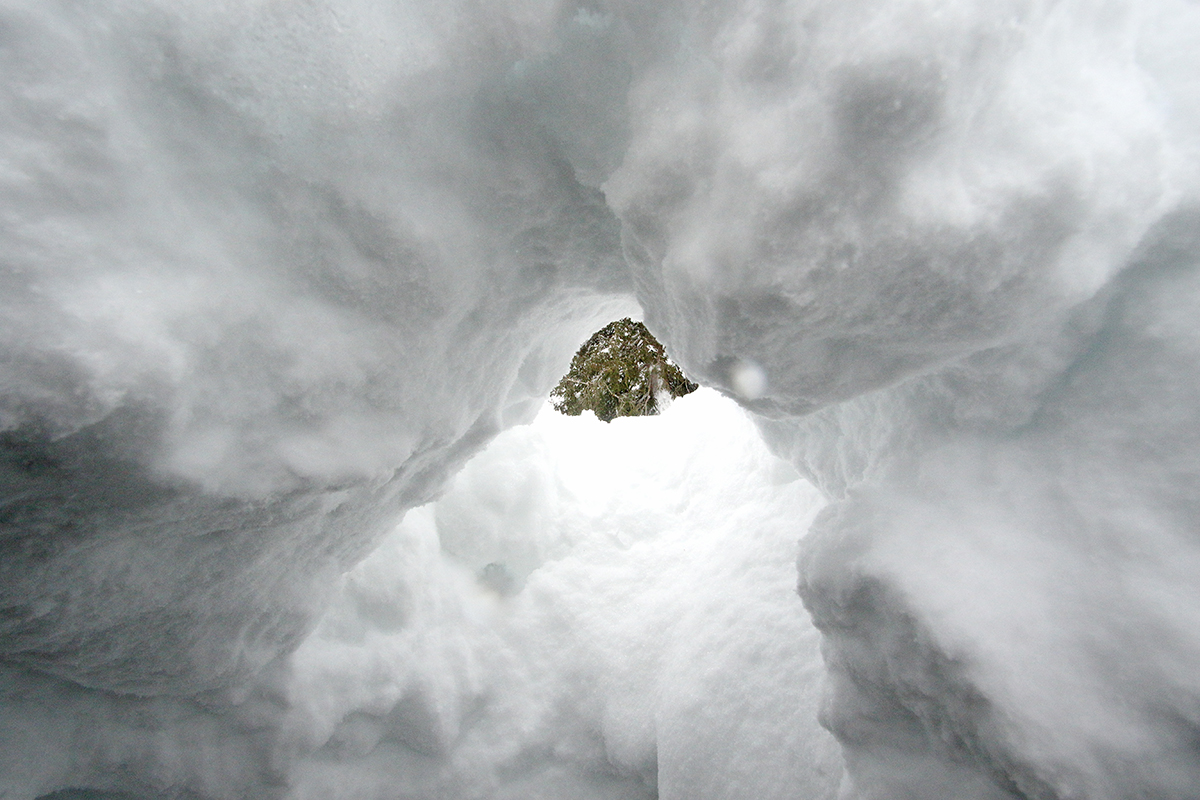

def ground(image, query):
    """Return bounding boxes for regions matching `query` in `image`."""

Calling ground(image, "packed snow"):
[2,0,1199,798]
[281,391,837,799]
[1,391,838,799]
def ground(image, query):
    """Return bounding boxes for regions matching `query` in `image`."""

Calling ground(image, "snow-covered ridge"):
[1,0,1198,798]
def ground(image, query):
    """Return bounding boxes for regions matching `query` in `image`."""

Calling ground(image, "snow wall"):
[1,0,1199,798]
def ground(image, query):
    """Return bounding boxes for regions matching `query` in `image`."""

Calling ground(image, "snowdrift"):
[1,0,1199,798]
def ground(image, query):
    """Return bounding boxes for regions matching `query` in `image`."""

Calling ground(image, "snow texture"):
[1,391,838,799]
[1,0,1199,798]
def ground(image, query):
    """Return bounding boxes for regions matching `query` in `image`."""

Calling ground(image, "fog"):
[1,0,1199,798]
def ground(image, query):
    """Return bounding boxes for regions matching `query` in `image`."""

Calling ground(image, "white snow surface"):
[1,391,838,799]
[1,0,1200,799]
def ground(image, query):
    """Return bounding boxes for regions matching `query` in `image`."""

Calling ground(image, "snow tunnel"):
[2,1,1200,798]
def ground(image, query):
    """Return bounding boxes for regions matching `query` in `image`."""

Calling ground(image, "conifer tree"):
[551,318,698,422]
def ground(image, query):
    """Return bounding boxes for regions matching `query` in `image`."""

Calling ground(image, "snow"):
[1,0,1200,798]
[281,390,836,800]
[1,391,837,799]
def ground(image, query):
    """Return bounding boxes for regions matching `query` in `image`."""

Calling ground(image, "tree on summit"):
[551,318,698,422]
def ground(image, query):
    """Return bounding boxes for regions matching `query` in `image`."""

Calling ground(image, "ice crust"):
[2,0,1200,798]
